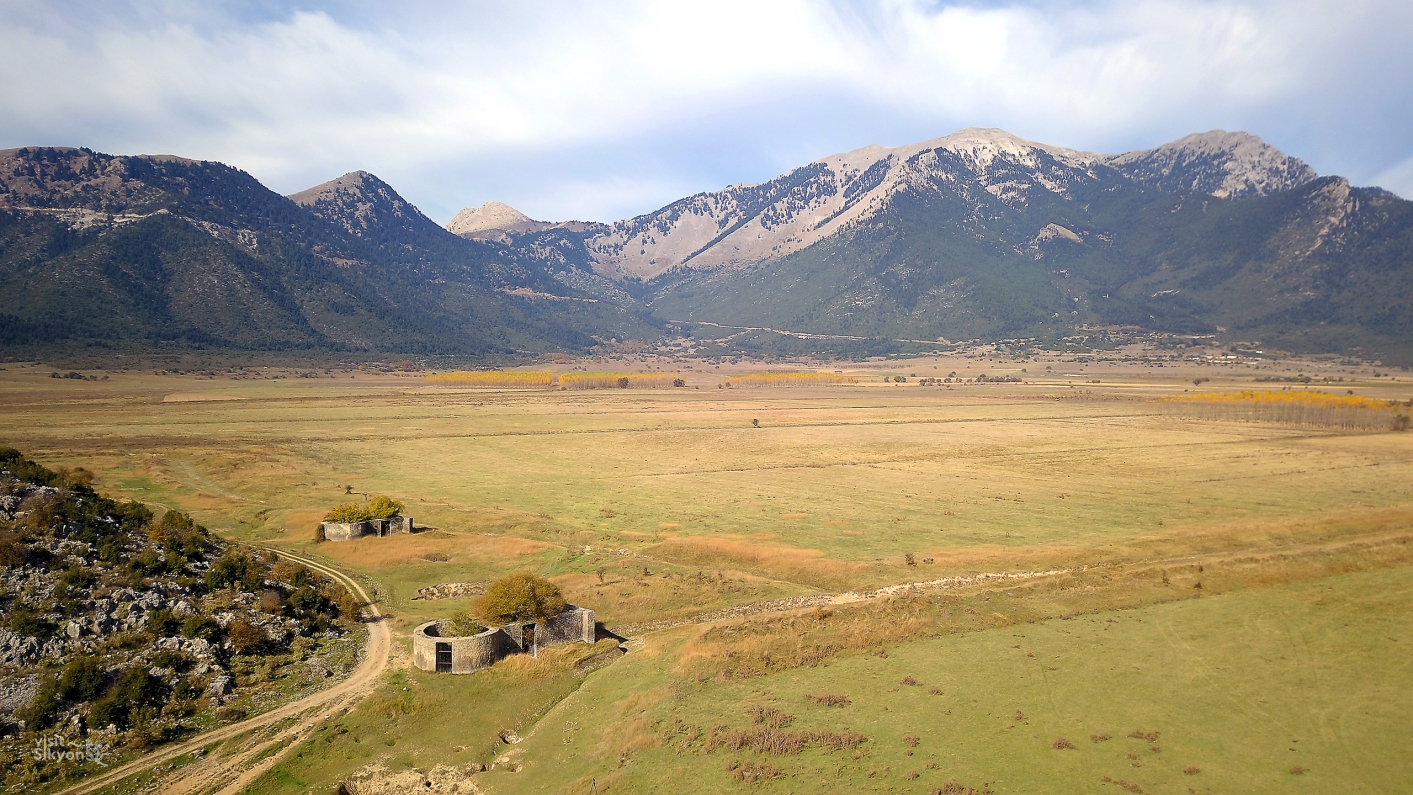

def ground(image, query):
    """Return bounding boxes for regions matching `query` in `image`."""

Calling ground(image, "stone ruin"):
[412,605,595,674]
[320,515,414,542]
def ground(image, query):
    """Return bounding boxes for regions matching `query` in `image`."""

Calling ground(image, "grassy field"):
[0,349,1409,793]
[501,565,1413,794]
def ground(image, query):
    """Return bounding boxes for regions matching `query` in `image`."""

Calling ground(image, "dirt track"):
[56,550,391,795]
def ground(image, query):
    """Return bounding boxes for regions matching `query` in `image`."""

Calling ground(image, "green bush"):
[475,571,566,624]
[57,657,107,702]
[366,495,404,519]
[147,510,212,559]
[180,614,219,640]
[147,608,180,637]
[89,668,164,730]
[449,609,485,636]
[205,548,264,590]
[6,606,55,638]
[324,503,370,523]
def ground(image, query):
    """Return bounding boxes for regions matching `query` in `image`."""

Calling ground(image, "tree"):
[475,571,566,624]
[324,503,369,522]
[366,495,403,519]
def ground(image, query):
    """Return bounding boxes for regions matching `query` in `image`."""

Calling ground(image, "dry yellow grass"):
[318,532,555,570]
[651,536,870,589]
[424,370,556,388]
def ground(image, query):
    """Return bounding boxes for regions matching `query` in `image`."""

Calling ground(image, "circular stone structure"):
[413,619,504,674]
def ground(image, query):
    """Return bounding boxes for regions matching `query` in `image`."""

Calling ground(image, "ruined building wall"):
[412,606,596,673]
[534,606,595,651]
[320,516,414,542]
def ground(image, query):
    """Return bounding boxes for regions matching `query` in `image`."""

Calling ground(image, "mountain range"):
[2,129,1410,362]
[0,150,656,356]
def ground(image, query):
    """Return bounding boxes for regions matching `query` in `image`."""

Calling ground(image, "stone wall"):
[412,620,507,674]
[320,516,414,542]
[412,605,596,674]
[534,606,595,652]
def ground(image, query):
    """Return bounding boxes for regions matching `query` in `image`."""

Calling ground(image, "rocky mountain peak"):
[289,171,440,238]
[1106,130,1317,199]
[446,201,552,240]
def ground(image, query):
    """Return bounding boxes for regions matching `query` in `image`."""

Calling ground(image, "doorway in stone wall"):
[435,642,452,672]
[525,624,536,656]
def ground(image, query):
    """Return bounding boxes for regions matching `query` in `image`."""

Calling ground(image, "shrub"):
[57,657,107,702]
[147,510,211,558]
[90,668,164,730]
[290,585,330,617]
[258,589,285,614]
[366,495,404,519]
[205,548,263,590]
[1053,736,1075,749]
[324,503,370,523]
[147,608,180,636]
[0,532,23,566]
[6,605,55,638]
[181,614,220,640]
[806,694,850,706]
[449,609,485,636]
[227,620,268,655]
[475,571,566,624]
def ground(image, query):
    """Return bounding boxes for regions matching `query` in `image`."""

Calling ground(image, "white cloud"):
[1,0,1409,219]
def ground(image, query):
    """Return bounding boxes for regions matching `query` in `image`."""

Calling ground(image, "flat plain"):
[2,347,1410,794]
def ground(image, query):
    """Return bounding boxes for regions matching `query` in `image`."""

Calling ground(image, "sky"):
[2,0,1411,224]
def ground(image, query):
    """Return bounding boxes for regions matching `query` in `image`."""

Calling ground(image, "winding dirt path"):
[57,551,391,795]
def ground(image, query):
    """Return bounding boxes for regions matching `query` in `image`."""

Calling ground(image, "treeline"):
[722,372,856,387]
[1160,390,1412,430]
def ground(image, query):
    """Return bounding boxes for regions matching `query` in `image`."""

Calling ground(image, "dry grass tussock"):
[652,536,869,589]
[663,705,866,757]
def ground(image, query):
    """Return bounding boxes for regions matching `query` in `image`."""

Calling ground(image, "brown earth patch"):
[650,536,869,589]
[320,533,555,569]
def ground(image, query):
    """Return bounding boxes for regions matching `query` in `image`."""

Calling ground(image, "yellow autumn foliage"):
[723,372,857,388]
[559,372,678,390]
[1160,389,1408,430]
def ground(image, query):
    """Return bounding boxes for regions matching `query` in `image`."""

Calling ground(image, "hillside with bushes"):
[0,448,362,789]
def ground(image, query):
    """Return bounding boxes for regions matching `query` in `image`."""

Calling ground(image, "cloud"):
[1,0,1409,221]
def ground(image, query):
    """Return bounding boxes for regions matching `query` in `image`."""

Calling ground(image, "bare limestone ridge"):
[446,201,550,241]
[1107,130,1318,199]
[445,201,600,243]
[559,127,1320,281]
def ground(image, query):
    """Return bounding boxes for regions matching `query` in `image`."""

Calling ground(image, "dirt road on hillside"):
[57,551,391,795]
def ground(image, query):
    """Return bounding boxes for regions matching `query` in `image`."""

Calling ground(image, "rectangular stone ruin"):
[320,515,414,541]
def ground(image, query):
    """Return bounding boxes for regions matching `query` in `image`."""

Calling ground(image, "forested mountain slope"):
[0,148,656,356]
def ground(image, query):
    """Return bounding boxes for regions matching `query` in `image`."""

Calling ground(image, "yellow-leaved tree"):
[474,571,566,624]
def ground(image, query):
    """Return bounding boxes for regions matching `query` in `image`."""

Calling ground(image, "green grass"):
[506,565,1413,794]
[242,643,618,795]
